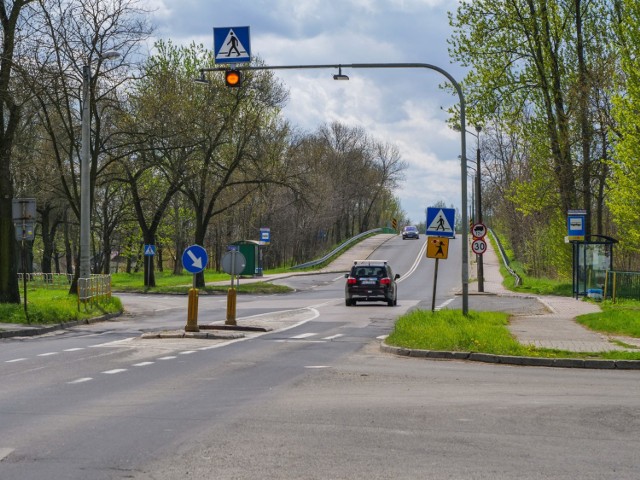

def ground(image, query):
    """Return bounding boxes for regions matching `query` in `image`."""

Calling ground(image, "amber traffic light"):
[225,69,242,87]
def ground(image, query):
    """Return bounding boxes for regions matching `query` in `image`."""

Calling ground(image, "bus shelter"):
[571,235,617,299]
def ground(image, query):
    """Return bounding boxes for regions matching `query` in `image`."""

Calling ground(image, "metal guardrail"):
[291,228,384,269]
[488,229,521,287]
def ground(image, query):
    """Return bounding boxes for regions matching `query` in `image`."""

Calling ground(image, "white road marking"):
[133,362,154,367]
[290,333,317,339]
[305,365,331,369]
[157,356,177,360]
[377,335,389,340]
[37,352,58,357]
[64,348,85,352]
[102,369,127,374]
[5,358,27,363]
[435,298,455,311]
[179,351,196,355]
[89,337,135,348]
[68,377,93,384]
[0,448,14,461]
[397,241,428,283]
[274,339,325,344]
[323,334,344,340]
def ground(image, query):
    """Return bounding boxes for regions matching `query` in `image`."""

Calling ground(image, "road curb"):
[0,311,122,339]
[380,342,640,370]
[140,330,245,340]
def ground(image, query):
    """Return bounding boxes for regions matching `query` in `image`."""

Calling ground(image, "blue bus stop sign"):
[182,245,208,274]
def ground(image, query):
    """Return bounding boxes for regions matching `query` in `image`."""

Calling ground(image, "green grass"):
[111,270,292,294]
[576,299,640,337]
[386,308,640,360]
[0,288,122,326]
[387,309,534,356]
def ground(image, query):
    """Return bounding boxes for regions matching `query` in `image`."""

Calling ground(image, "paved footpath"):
[479,237,636,353]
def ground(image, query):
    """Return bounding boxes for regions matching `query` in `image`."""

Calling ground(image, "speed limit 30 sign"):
[471,238,487,255]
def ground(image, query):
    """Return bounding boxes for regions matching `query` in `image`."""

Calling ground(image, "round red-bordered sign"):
[471,223,487,239]
[471,238,487,255]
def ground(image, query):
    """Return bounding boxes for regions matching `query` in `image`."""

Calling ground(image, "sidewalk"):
[478,239,629,353]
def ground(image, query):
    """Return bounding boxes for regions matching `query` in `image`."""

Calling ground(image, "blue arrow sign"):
[214,26,251,64]
[426,207,456,238]
[182,245,208,274]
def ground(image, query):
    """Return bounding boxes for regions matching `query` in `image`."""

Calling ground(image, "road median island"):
[139,306,318,340]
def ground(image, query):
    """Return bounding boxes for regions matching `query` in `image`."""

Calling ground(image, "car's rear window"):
[353,266,386,277]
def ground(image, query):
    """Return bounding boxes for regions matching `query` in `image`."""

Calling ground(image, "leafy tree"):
[609,0,640,252]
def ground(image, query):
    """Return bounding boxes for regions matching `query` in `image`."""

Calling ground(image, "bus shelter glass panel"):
[572,236,616,298]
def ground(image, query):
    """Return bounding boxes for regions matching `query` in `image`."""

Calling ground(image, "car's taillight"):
[347,277,357,285]
[380,277,391,285]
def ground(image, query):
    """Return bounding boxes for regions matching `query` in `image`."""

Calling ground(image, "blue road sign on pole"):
[182,245,208,274]
[214,26,251,64]
[144,244,156,256]
[260,227,271,244]
[567,210,587,240]
[426,207,456,238]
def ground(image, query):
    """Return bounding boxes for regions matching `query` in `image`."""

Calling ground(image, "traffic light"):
[225,69,242,87]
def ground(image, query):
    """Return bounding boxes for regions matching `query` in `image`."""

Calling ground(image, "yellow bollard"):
[185,288,200,332]
[226,288,237,325]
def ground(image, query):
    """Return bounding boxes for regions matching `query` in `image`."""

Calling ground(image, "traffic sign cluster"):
[471,223,487,255]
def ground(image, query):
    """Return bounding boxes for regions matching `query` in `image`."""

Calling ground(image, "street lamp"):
[455,124,484,292]
[80,51,120,279]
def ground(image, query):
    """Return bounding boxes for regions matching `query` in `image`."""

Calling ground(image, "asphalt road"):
[1,235,639,479]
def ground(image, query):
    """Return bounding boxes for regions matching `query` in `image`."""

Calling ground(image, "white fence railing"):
[17,273,74,288]
[78,275,112,305]
[18,273,112,307]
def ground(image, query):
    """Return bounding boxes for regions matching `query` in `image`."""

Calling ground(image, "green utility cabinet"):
[231,240,264,277]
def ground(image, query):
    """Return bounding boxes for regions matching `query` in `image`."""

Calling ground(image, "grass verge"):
[386,309,640,360]
[0,289,122,326]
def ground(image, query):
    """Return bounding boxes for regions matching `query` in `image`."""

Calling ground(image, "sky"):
[145,0,469,225]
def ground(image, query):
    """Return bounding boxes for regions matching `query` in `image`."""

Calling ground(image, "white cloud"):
[143,0,467,221]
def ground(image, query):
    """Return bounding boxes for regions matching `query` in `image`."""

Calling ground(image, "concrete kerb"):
[380,342,640,369]
[0,311,122,339]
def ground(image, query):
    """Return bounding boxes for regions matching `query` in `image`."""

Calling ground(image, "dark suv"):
[345,260,400,306]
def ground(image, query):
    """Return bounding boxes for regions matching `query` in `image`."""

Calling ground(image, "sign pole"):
[431,258,439,312]
[182,245,208,333]
[226,250,237,325]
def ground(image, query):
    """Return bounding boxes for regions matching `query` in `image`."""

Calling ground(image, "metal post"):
[79,64,91,280]
[476,125,484,292]
[79,52,120,281]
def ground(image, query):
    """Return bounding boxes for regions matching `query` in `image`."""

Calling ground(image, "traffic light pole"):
[198,62,470,315]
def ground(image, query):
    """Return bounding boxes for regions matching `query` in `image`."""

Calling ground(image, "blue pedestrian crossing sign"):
[182,245,208,274]
[144,244,156,256]
[426,207,456,238]
[214,26,251,64]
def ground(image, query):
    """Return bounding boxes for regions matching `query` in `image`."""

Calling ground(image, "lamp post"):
[456,124,484,292]
[474,125,484,292]
[79,51,120,279]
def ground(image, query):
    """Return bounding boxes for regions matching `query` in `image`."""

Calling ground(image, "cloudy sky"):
[145,0,469,224]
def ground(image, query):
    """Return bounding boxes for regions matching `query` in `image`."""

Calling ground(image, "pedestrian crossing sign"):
[426,207,456,238]
[214,26,251,64]
[144,244,156,256]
